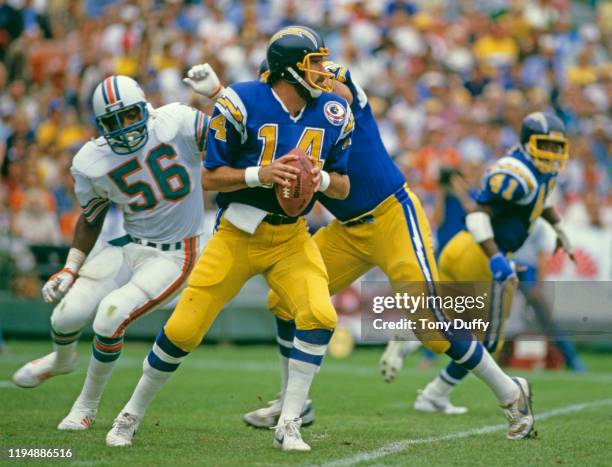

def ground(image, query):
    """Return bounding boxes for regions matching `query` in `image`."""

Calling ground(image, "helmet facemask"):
[96,102,149,155]
[286,49,334,99]
[526,132,569,174]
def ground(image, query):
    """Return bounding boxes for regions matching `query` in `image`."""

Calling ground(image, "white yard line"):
[320,399,612,467]
[3,353,612,382]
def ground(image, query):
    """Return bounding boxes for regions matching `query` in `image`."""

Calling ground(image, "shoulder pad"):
[72,140,110,177]
[214,85,248,143]
[150,102,189,142]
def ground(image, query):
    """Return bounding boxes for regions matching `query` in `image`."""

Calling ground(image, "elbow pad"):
[465,211,494,243]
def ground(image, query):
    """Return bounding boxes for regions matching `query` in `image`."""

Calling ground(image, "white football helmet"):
[92,76,150,155]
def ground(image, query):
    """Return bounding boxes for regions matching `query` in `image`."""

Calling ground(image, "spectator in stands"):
[12,187,62,246]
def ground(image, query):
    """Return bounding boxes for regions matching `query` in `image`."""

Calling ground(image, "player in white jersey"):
[12,69,223,430]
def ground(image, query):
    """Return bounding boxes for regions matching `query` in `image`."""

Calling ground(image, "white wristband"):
[466,211,494,243]
[65,248,86,274]
[245,166,263,188]
[318,170,331,192]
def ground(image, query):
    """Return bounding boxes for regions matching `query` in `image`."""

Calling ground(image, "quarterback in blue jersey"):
[244,62,538,441]
[410,112,573,415]
[106,26,353,451]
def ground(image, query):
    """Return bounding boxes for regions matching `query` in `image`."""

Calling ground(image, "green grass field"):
[1,341,611,466]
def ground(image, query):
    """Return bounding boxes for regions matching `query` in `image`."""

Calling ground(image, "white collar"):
[270,88,305,123]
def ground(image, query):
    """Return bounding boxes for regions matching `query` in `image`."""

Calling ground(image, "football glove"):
[42,268,77,303]
[183,63,223,99]
[489,253,516,283]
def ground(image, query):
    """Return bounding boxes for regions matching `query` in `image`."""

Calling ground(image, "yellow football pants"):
[438,230,516,350]
[165,217,336,352]
[269,185,453,353]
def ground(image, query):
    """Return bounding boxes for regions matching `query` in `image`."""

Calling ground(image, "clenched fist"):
[183,63,224,99]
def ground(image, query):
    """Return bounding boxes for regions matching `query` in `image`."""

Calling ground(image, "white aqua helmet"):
[92,75,149,155]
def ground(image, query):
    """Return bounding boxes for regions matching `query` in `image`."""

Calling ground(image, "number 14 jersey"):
[71,103,209,243]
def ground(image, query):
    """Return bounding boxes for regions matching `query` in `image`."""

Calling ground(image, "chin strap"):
[286,67,321,98]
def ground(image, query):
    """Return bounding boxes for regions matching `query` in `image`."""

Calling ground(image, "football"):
[274,147,316,217]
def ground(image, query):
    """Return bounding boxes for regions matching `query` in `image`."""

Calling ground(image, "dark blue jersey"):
[476,146,557,253]
[316,63,406,221]
[205,80,353,215]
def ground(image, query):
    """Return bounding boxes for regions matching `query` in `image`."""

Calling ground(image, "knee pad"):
[308,300,338,330]
[163,287,214,352]
[164,320,202,353]
[50,295,93,335]
[92,295,125,338]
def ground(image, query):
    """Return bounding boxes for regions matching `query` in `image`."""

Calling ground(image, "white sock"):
[76,357,115,409]
[279,355,290,401]
[279,359,317,423]
[471,350,519,405]
[54,341,77,368]
[424,375,454,398]
[123,358,172,419]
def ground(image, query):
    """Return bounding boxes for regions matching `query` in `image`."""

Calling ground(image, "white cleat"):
[244,398,314,429]
[273,418,311,452]
[380,340,419,383]
[57,404,97,431]
[12,351,77,388]
[106,412,140,447]
[414,390,468,415]
[503,377,535,440]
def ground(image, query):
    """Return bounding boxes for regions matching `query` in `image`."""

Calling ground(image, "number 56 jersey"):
[71,103,209,244]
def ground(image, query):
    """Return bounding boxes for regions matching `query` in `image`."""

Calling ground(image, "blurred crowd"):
[0,0,610,291]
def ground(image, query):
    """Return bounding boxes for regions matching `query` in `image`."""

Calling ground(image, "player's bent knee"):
[50,299,90,335]
[163,287,220,352]
[164,320,203,353]
[307,302,338,330]
[92,296,130,338]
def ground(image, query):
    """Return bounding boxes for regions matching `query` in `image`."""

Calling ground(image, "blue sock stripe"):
[294,329,332,345]
[290,347,323,366]
[439,372,456,386]
[156,330,188,358]
[276,318,296,342]
[446,361,470,381]
[147,351,180,372]
[445,336,473,361]
[461,341,484,370]
[278,344,292,358]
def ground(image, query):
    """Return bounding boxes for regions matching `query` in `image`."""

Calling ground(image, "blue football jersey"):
[317,64,406,221]
[476,146,557,253]
[205,80,353,216]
